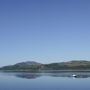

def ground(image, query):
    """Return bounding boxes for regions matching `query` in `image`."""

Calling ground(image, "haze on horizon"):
[0,0,90,66]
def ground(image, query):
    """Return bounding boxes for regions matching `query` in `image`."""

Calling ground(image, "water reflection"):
[16,74,41,79]
[51,74,90,78]
[13,72,90,79]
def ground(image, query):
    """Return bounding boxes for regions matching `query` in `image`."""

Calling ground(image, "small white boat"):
[72,74,77,77]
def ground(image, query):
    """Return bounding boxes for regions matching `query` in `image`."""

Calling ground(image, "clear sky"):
[0,0,90,66]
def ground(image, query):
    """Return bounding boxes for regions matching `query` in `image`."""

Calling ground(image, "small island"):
[1,60,90,72]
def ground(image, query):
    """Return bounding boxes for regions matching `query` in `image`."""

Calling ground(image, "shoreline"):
[1,69,90,72]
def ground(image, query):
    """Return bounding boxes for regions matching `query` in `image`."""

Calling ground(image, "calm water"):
[0,71,90,90]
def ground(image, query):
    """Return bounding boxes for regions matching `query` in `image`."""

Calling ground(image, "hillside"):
[1,60,90,71]
[15,61,41,66]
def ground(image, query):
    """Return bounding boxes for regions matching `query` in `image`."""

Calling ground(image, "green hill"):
[1,60,90,71]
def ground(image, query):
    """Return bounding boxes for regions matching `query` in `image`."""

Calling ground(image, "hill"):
[1,60,90,71]
[15,61,41,66]
[0,61,42,71]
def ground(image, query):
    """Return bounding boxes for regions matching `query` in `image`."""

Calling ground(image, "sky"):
[0,0,90,66]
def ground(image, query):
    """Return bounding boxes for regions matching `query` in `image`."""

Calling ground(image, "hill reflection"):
[14,72,90,79]
[16,74,41,79]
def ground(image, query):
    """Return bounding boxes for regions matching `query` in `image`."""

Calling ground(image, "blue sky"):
[0,0,90,66]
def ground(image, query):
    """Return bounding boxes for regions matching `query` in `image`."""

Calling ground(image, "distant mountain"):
[49,60,90,66]
[0,61,42,71]
[15,61,41,66]
[1,60,90,71]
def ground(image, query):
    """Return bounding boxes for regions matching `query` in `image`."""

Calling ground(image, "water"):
[0,71,90,90]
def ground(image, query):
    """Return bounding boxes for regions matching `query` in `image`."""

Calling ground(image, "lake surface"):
[0,71,90,90]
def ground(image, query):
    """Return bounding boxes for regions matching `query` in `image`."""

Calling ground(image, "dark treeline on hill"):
[1,61,90,71]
